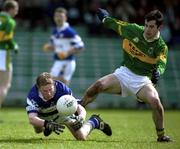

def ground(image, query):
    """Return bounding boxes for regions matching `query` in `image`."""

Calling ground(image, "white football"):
[56,95,78,116]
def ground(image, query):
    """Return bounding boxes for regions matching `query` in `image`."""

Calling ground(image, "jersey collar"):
[38,91,47,102]
[57,22,69,31]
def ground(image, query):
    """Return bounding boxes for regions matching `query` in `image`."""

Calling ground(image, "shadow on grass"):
[1,137,169,145]
[0,138,68,144]
[0,137,126,144]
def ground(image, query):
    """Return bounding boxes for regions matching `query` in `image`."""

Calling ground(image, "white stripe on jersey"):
[50,22,84,53]
[27,97,38,108]
[26,97,38,112]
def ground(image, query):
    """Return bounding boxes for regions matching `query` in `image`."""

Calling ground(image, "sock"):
[88,117,99,129]
[156,128,165,138]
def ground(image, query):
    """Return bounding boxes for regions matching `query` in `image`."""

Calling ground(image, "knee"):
[86,80,104,96]
[75,133,87,141]
[149,98,163,110]
[93,80,105,92]
[0,87,8,97]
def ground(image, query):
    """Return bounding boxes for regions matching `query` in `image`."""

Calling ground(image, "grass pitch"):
[0,108,180,149]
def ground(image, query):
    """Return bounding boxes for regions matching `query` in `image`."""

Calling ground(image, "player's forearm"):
[157,62,166,75]
[76,105,86,120]
[103,17,121,33]
[28,115,45,128]
[67,47,84,55]
[156,48,168,75]
[57,47,84,59]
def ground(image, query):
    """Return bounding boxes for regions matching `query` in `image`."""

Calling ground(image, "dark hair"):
[54,7,67,15]
[145,10,164,27]
[36,72,53,88]
[2,0,18,11]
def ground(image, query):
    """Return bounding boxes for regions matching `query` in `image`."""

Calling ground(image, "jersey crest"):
[132,37,139,43]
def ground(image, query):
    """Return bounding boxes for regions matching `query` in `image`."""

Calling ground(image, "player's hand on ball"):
[71,116,84,131]
[97,8,109,21]
[44,120,65,135]
[151,69,160,85]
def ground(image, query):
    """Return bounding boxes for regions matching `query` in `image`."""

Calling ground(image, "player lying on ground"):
[81,8,172,142]
[26,72,112,140]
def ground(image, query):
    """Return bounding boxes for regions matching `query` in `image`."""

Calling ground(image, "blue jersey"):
[26,80,72,120]
[49,22,84,60]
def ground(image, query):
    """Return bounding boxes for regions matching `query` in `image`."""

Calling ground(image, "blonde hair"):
[36,72,53,88]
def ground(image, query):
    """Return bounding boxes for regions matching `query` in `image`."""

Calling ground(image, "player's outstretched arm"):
[96,8,125,34]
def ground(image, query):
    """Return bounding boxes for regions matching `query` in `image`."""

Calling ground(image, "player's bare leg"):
[0,70,12,107]
[137,84,171,142]
[68,115,112,140]
[81,74,122,107]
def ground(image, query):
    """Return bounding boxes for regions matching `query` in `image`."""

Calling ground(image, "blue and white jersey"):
[49,22,84,60]
[26,80,72,120]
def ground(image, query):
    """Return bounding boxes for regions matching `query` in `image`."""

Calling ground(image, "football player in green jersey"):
[0,0,19,108]
[81,8,172,142]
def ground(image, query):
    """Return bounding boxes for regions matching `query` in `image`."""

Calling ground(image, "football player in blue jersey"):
[26,72,112,140]
[43,7,84,85]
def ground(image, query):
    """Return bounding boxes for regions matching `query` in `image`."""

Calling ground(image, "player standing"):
[26,72,112,140]
[0,0,19,108]
[43,7,84,85]
[81,8,172,142]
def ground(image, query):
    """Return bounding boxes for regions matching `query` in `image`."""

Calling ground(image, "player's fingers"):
[57,127,64,132]
[54,130,60,135]
[59,125,65,129]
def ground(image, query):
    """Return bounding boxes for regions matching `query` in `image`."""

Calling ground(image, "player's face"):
[54,12,67,26]
[39,83,55,101]
[10,4,19,17]
[144,20,160,40]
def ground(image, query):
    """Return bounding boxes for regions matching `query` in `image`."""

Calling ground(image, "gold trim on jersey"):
[0,31,13,41]
[122,39,160,64]
[159,46,167,64]
[117,20,128,35]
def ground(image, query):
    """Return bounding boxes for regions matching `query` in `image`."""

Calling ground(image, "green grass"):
[0,108,180,149]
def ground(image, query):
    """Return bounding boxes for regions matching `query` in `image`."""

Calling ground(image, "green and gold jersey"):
[103,17,168,77]
[0,11,17,50]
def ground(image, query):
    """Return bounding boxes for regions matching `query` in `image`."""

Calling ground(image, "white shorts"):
[0,50,7,71]
[50,60,76,81]
[113,66,152,97]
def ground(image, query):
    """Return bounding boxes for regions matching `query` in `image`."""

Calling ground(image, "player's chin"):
[45,96,53,100]
[145,33,153,39]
